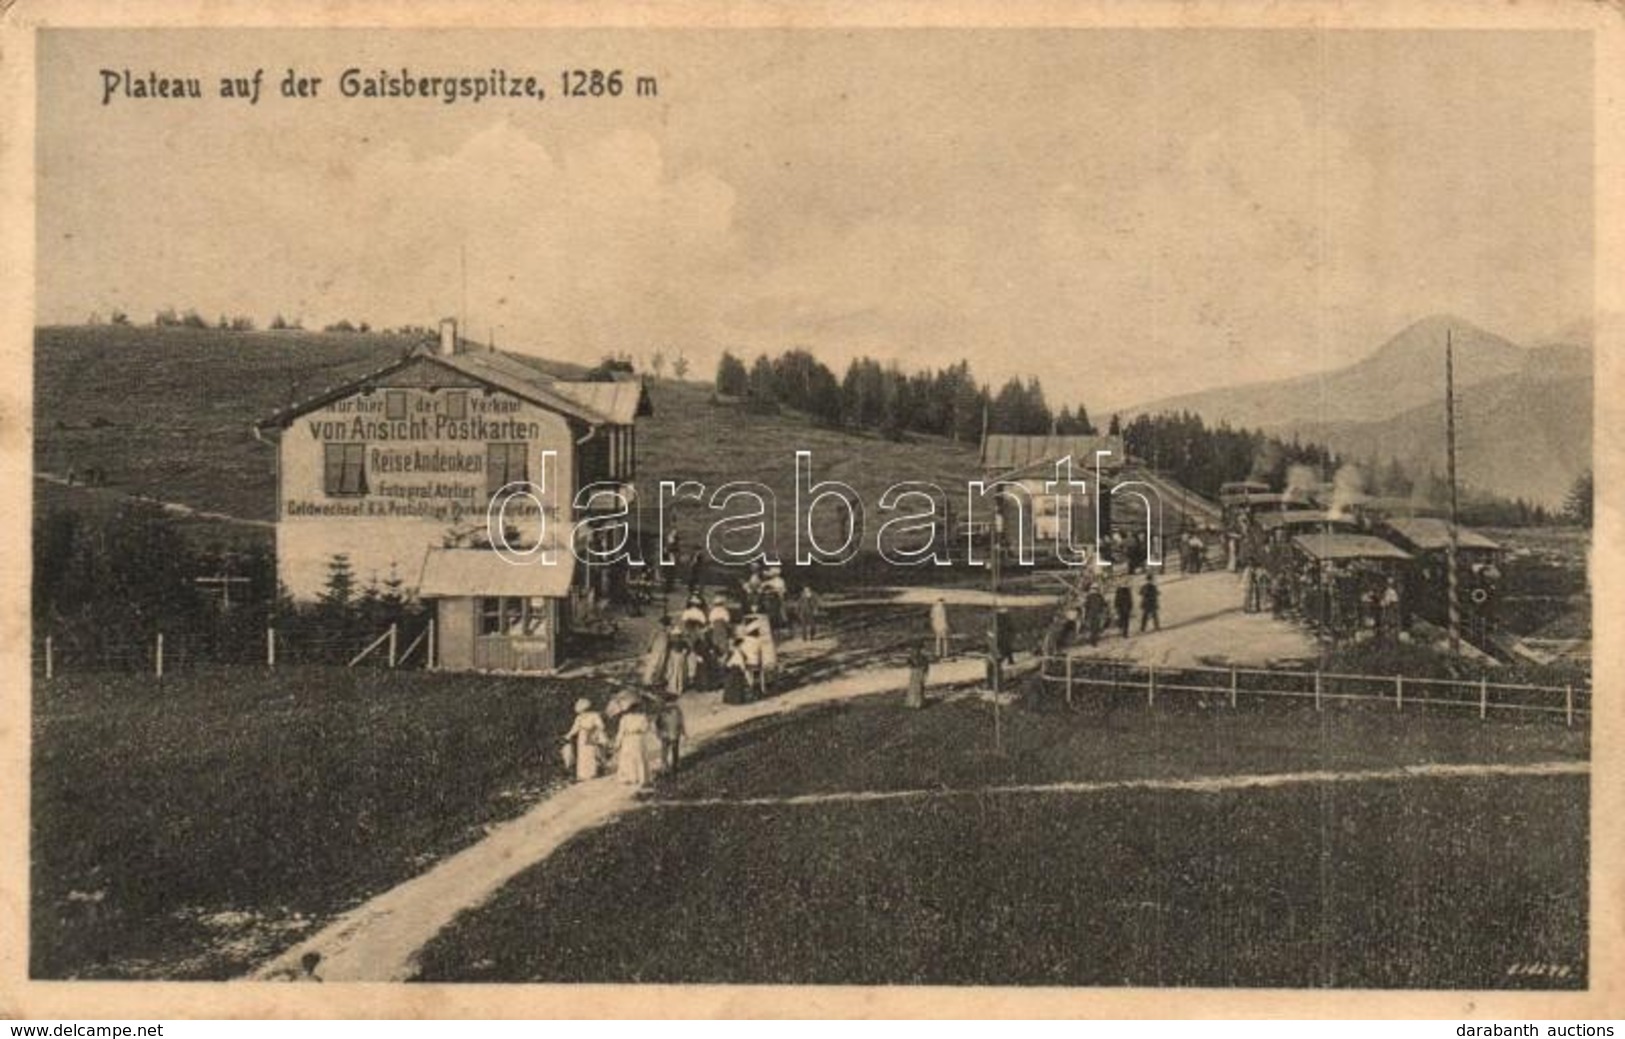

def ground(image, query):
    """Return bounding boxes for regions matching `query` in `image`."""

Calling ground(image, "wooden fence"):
[35,622,437,678]
[1041,655,1589,726]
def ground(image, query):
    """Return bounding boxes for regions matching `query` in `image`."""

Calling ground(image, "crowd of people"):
[1040,569,1163,656]
[1240,558,1406,643]
[560,691,686,789]
[561,557,826,790]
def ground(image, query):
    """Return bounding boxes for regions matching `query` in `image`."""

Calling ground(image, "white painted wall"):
[275,385,576,600]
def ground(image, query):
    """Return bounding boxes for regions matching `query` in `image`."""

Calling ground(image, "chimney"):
[438,318,458,356]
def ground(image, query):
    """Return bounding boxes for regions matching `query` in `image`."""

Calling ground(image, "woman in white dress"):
[562,698,607,781]
[614,706,653,787]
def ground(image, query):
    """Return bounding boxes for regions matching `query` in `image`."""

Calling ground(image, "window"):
[323,443,367,496]
[385,390,408,420]
[445,390,468,420]
[487,442,529,496]
[478,596,551,636]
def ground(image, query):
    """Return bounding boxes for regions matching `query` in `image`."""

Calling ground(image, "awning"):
[1292,534,1413,563]
[418,547,576,598]
[1383,517,1501,552]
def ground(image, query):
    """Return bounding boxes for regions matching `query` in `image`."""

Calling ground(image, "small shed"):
[418,547,575,672]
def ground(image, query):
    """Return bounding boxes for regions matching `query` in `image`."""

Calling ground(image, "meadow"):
[31,665,611,979]
[417,694,1590,988]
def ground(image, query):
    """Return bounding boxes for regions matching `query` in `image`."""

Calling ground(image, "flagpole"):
[1445,328,1461,663]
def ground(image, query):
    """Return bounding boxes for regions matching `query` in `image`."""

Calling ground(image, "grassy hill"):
[33,325,986,557]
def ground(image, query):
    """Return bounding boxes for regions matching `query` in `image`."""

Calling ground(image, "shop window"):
[487,442,529,496]
[385,390,408,420]
[323,443,367,496]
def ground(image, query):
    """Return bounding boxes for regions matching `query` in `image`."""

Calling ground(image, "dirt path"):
[1061,568,1318,668]
[660,759,1589,808]
[251,653,1010,982]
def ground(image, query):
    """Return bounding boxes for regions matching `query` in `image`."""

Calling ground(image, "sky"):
[36,28,1593,412]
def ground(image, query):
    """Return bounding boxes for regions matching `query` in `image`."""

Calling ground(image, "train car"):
[1246,509,1360,572]
[1288,533,1413,640]
[1379,517,1504,640]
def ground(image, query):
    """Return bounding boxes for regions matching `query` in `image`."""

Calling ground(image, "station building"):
[256,320,651,671]
[978,433,1127,547]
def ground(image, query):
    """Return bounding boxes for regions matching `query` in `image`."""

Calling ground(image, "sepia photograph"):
[5,2,1620,1020]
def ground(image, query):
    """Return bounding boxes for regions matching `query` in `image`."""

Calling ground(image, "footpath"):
[251,653,1008,982]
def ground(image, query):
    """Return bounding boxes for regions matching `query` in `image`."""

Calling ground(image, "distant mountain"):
[1286,343,1593,507]
[1128,315,1529,429]
[1125,316,1593,507]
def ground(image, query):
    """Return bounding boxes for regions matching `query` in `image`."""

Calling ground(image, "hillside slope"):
[33,326,985,553]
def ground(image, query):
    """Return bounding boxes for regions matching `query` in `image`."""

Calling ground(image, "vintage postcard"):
[1,0,1620,1021]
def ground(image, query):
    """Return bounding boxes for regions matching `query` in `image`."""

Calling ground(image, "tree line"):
[713,349,1583,527]
[714,349,1097,442]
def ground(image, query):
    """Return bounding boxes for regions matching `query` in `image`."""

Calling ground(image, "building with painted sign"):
[256,320,650,672]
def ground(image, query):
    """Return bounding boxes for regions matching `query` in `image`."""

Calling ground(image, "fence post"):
[1229,667,1237,709]
[267,627,276,668]
[1395,675,1403,712]
[1314,670,1322,712]
[1147,665,1155,708]
[1565,685,1573,727]
[155,633,164,679]
[388,623,399,669]
[1065,654,1073,708]
[427,619,437,671]
[1479,677,1488,721]
[45,635,54,680]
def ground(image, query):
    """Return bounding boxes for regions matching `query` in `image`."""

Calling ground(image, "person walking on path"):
[748,613,779,693]
[561,698,609,782]
[639,619,671,691]
[662,531,682,596]
[686,548,707,596]
[1113,581,1134,639]
[905,641,930,709]
[613,705,653,788]
[796,584,821,641]
[655,695,686,775]
[929,597,952,659]
[984,625,1003,692]
[994,607,1016,666]
[1083,585,1106,646]
[1139,573,1161,633]
[723,636,751,704]
[665,628,689,697]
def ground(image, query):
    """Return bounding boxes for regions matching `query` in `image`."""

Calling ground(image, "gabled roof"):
[550,380,653,423]
[257,346,651,430]
[1255,510,1359,532]
[1383,517,1501,552]
[418,547,575,598]
[1291,533,1413,562]
[981,434,1126,471]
